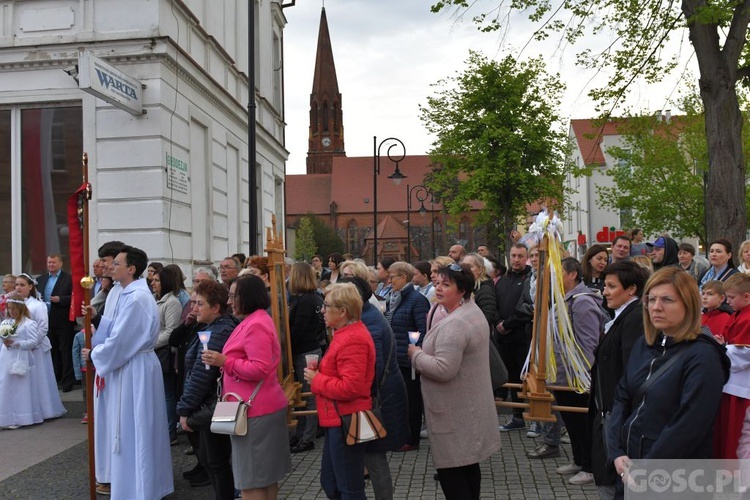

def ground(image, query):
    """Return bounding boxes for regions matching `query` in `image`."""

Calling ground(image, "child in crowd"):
[72,330,88,424]
[714,274,750,459]
[701,280,733,340]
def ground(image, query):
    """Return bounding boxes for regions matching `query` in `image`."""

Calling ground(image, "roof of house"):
[287,155,444,216]
[569,118,623,166]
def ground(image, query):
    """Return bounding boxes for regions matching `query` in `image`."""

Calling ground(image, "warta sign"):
[78,52,143,116]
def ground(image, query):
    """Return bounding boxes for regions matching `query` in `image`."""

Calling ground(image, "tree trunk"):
[702,84,746,252]
[685,0,749,253]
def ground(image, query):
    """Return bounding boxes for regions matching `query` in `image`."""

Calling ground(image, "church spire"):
[306,7,345,175]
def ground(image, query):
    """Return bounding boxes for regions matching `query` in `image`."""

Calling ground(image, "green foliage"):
[304,212,344,259]
[294,216,317,262]
[596,90,750,245]
[595,112,707,243]
[419,51,574,256]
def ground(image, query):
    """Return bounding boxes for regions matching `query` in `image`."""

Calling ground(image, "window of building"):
[347,220,358,255]
[0,110,10,272]
[17,106,83,274]
[459,217,470,247]
[433,217,443,254]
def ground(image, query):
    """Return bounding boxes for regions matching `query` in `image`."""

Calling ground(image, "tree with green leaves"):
[303,212,344,260]
[432,0,749,250]
[420,51,572,258]
[294,216,317,262]
[595,113,707,245]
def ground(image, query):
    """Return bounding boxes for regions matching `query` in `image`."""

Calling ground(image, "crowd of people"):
[4,228,750,500]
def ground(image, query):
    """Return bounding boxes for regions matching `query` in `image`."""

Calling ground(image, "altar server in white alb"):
[84,245,174,499]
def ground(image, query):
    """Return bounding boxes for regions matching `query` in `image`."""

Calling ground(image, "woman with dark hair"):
[589,261,649,499]
[606,268,729,499]
[178,281,237,499]
[328,253,344,283]
[165,264,190,308]
[287,262,325,453]
[147,262,164,291]
[152,267,182,444]
[408,264,500,500]
[340,276,408,500]
[203,275,291,499]
[412,261,435,302]
[581,244,609,294]
[699,238,739,288]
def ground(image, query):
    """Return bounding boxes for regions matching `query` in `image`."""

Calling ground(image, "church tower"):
[306,7,345,175]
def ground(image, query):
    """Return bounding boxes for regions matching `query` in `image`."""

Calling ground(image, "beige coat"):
[412,300,501,469]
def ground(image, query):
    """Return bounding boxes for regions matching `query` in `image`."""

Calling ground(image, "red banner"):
[67,183,88,322]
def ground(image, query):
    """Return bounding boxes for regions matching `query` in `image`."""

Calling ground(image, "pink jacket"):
[221,309,288,417]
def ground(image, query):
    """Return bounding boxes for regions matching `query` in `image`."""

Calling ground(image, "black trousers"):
[437,462,481,500]
[497,339,530,419]
[556,391,591,471]
[197,430,235,500]
[50,323,76,388]
[399,366,423,446]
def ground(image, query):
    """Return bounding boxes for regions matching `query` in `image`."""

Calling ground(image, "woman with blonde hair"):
[738,240,750,274]
[461,253,498,329]
[606,267,729,497]
[341,260,383,312]
[305,283,375,499]
[287,262,325,453]
[630,255,654,274]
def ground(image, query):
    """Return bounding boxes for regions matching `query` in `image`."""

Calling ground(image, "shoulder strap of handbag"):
[632,344,687,407]
[216,372,264,406]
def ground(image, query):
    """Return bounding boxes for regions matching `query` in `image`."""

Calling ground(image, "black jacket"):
[177,315,238,422]
[289,291,325,355]
[474,279,497,332]
[495,265,532,342]
[36,270,74,326]
[361,302,409,453]
[589,300,644,485]
[653,236,679,270]
[605,328,729,462]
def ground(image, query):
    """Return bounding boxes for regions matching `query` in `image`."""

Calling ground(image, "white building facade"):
[0,0,288,279]
[563,119,628,258]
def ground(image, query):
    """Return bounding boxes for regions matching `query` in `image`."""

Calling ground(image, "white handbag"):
[210,379,263,436]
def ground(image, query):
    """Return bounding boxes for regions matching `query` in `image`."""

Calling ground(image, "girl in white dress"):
[0,295,65,428]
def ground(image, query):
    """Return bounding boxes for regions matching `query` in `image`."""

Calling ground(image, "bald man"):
[448,245,466,263]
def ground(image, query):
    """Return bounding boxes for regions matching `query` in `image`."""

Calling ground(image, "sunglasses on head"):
[449,263,462,272]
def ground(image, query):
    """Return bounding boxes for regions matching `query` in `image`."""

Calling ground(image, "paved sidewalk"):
[0,389,600,499]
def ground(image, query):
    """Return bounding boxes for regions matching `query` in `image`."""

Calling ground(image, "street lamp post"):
[405,184,431,263]
[373,136,406,266]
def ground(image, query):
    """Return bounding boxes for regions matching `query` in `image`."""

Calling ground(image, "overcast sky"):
[282,0,695,175]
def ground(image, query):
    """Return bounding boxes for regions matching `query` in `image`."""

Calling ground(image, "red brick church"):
[285,7,483,263]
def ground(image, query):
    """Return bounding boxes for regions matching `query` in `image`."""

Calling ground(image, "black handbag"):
[489,340,508,391]
[187,398,216,430]
[155,346,173,374]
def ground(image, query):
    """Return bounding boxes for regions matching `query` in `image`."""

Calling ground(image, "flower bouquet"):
[0,319,17,341]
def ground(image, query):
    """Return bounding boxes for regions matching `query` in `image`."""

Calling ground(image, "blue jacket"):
[361,302,409,453]
[73,330,85,381]
[177,315,238,420]
[387,283,429,368]
[606,328,729,461]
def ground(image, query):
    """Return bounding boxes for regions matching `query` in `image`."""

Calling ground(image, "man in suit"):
[37,253,76,391]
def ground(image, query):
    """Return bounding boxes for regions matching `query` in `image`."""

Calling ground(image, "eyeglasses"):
[449,263,462,272]
[388,274,404,280]
[644,295,678,307]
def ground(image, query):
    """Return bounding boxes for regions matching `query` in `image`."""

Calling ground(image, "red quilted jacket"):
[311,321,375,427]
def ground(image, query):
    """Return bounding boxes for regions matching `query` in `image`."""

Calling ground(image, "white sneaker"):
[568,471,594,485]
[556,463,583,475]
[420,428,428,439]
